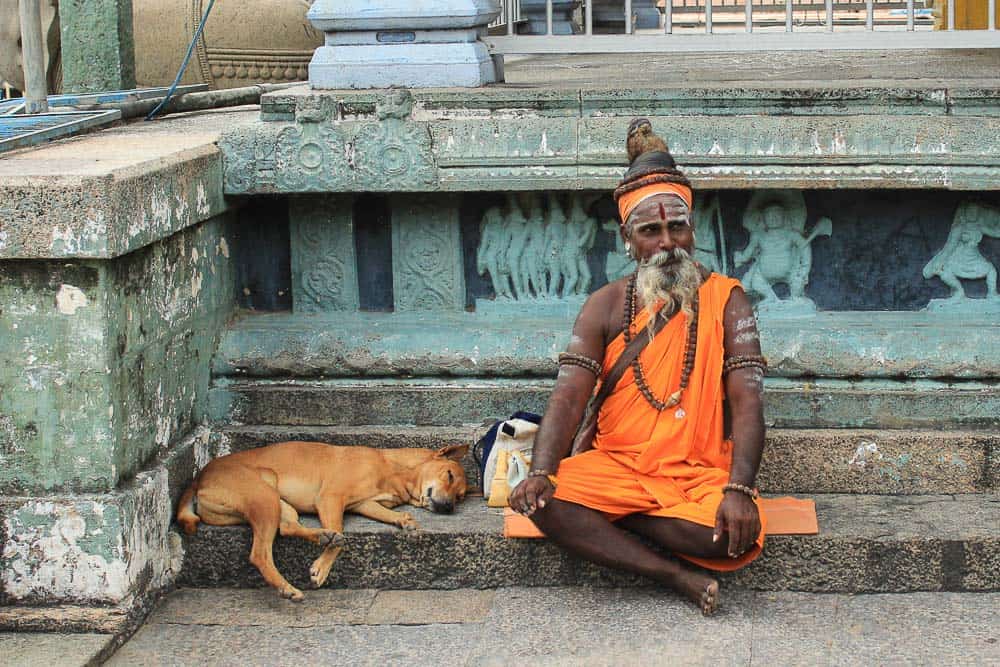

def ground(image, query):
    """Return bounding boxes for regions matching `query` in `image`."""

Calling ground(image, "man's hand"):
[509,477,555,516]
[712,492,761,559]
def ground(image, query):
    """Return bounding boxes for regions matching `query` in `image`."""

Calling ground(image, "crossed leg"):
[530,498,725,615]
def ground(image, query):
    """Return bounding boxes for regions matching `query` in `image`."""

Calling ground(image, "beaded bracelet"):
[723,482,759,500]
[558,352,602,377]
[528,470,554,478]
[722,354,767,376]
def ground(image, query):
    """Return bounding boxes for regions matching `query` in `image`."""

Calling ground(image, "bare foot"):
[671,569,720,616]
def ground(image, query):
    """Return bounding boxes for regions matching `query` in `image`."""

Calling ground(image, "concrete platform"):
[0,631,114,667]
[105,587,1000,666]
[218,424,1000,495]
[177,494,1000,593]
[211,376,1000,431]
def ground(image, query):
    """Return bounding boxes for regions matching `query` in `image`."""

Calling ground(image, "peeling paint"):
[55,284,89,315]
[848,441,883,469]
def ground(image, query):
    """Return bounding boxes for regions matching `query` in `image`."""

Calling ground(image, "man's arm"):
[509,285,613,515]
[713,286,766,557]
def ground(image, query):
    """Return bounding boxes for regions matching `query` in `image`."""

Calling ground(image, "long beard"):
[636,248,702,331]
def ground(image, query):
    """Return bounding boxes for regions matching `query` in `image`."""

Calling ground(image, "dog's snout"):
[430,499,455,514]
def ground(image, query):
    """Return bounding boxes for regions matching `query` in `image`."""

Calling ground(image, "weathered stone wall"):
[0,213,236,611]
[0,215,235,495]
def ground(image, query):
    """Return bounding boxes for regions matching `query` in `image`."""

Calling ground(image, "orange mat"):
[503,496,818,538]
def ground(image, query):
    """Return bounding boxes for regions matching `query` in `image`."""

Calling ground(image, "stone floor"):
[500,49,1000,88]
[9,587,988,666]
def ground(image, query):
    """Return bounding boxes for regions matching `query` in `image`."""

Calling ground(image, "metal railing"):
[485,0,999,51]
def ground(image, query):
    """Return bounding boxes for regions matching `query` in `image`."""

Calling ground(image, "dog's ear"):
[434,444,469,461]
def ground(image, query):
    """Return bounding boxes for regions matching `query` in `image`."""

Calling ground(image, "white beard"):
[636,248,702,330]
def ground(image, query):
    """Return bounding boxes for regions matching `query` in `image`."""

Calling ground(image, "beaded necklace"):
[623,271,699,412]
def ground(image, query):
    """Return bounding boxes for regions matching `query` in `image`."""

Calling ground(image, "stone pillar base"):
[310,42,496,90]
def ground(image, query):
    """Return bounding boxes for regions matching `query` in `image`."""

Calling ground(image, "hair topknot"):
[626,117,669,164]
[615,118,690,201]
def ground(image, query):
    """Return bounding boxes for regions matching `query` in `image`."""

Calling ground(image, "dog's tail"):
[177,482,201,535]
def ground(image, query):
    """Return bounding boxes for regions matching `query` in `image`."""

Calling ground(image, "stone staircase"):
[176,357,1000,596]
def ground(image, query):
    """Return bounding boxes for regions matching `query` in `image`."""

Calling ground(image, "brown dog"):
[177,441,469,600]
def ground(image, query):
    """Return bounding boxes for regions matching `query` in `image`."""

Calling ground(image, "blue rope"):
[145,0,217,121]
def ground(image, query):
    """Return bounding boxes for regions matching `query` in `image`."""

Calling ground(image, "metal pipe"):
[865,0,873,30]
[825,0,833,31]
[110,83,300,120]
[746,0,753,32]
[18,0,48,114]
[665,0,673,33]
[990,0,996,30]
[625,0,633,33]
[546,0,553,35]
[786,0,792,31]
[586,0,593,34]
[706,0,713,33]
[508,0,515,35]
[947,0,955,30]
[906,0,914,30]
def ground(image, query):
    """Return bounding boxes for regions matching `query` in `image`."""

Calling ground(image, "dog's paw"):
[310,559,332,588]
[317,530,346,548]
[397,513,418,531]
[281,586,304,602]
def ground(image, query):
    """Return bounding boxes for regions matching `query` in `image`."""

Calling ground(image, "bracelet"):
[722,354,767,376]
[723,482,759,500]
[558,352,602,377]
[528,469,554,478]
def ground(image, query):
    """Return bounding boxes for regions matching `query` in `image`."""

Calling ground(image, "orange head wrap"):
[617,182,693,227]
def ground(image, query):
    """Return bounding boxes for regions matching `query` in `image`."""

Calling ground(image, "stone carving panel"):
[734,190,832,316]
[290,196,359,313]
[354,91,436,191]
[923,201,1000,313]
[477,193,598,308]
[392,195,465,311]
[275,123,348,191]
[692,193,728,276]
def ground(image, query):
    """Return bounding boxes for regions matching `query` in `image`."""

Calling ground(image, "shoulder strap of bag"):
[593,307,673,409]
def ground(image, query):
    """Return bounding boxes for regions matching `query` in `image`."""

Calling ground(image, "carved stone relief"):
[275,123,348,191]
[734,190,832,316]
[354,91,436,191]
[693,193,728,276]
[392,195,465,311]
[477,193,598,306]
[290,196,359,313]
[923,201,1000,313]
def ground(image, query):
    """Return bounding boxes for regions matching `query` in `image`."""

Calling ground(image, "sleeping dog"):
[177,442,468,600]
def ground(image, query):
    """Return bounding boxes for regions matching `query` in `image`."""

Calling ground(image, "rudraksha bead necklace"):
[623,271,699,412]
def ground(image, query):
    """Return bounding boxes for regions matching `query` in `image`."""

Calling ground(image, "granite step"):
[218,424,1000,495]
[210,377,1000,431]
[177,494,1000,594]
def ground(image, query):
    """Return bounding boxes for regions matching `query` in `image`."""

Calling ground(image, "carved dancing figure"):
[477,203,514,299]
[504,194,532,300]
[734,190,832,312]
[923,201,1000,308]
[544,195,569,297]
[523,193,551,298]
[604,219,635,283]
[563,195,597,296]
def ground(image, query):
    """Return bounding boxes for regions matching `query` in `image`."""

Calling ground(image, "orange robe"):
[552,274,766,571]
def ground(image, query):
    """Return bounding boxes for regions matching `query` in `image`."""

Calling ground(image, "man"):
[509,118,767,616]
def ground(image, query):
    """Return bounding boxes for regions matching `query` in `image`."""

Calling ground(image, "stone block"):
[391,195,466,311]
[289,195,360,313]
[59,0,135,93]
[0,215,235,495]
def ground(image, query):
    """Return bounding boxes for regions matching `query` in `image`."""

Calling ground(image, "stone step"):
[210,377,1000,431]
[177,494,1000,594]
[219,425,999,495]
